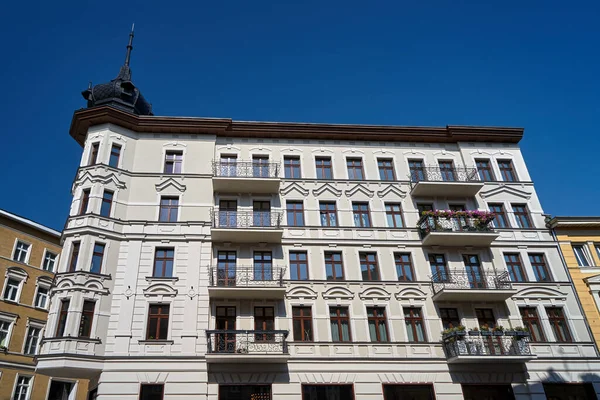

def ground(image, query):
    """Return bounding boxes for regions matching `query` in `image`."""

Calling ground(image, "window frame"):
[12,240,31,264]
[23,324,42,356]
[100,190,114,218]
[315,156,333,179]
[153,248,175,278]
[520,307,546,342]
[41,249,58,272]
[146,304,170,341]
[438,160,456,181]
[3,278,22,302]
[286,201,305,227]
[367,306,389,342]
[545,307,573,343]
[394,253,415,281]
[346,157,365,180]
[572,244,592,267]
[324,251,344,281]
[498,159,517,182]
[529,253,552,282]
[0,314,16,349]
[292,306,313,342]
[55,299,70,337]
[89,142,100,165]
[504,253,528,282]
[488,203,509,228]
[404,307,427,343]
[33,279,51,309]
[12,374,33,400]
[377,158,396,181]
[329,306,352,342]
[439,308,460,330]
[408,159,426,182]
[512,204,532,228]
[108,143,122,168]
[385,203,404,228]
[359,252,380,281]
[164,150,183,174]
[79,188,91,216]
[159,196,179,222]
[68,242,80,272]
[352,202,372,228]
[319,201,338,227]
[283,156,301,179]
[78,300,96,338]
[139,383,165,400]
[475,159,495,181]
[289,251,309,280]
[90,242,106,274]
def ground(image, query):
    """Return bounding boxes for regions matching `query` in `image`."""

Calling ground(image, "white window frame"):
[22,321,44,356]
[11,374,34,400]
[41,249,58,272]
[3,278,22,303]
[33,278,52,310]
[0,314,16,349]
[2,268,28,303]
[572,244,592,267]
[12,240,31,264]
[46,378,78,400]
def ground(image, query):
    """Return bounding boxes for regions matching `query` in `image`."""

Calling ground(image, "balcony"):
[418,212,499,246]
[212,161,280,193]
[210,210,283,243]
[410,166,484,196]
[36,337,103,379]
[206,330,289,363]
[443,334,535,363]
[431,269,517,301]
[208,265,286,299]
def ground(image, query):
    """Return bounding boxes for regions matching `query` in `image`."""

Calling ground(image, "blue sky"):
[1,0,599,230]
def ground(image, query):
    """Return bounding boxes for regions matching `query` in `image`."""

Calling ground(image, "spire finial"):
[124,23,135,67]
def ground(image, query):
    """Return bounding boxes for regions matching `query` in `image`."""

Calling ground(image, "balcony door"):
[217,251,237,287]
[252,156,270,178]
[409,160,426,182]
[253,201,271,227]
[438,161,455,181]
[219,200,237,227]
[254,306,275,342]
[476,308,506,355]
[220,155,238,177]
[463,254,485,288]
[254,251,273,282]
[449,204,467,230]
[216,306,236,353]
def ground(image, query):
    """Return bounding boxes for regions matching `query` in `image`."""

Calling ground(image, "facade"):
[0,209,88,400]
[547,217,600,349]
[36,35,600,400]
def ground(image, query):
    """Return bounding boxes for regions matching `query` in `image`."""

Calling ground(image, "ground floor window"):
[462,384,514,400]
[48,380,75,400]
[219,385,271,400]
[543,383,597,400]
[302,384,354,400]
[139,384,164,400]
[383,384,434,400]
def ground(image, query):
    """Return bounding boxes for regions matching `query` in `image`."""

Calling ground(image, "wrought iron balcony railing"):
[210,210,283,229]
[410,166,480,184]
[443,334,533,360]
[212,161,280,178]
[209,265,285,287]
[206,330,289,355]
[418,215,495,236]
[431,269,513,294]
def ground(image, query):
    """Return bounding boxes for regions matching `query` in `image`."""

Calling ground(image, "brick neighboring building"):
[0,209,88,400]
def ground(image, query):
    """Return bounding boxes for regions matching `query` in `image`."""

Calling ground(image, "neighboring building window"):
[3,279,20,302]
[286,201,305,226]
[109,144,121,168]
[34,286,49,309]
[284,156,301,178]
[139,384,164,400]
[512,204,532,228]
[89,142,99,165]
[385,203,404,228]
[68,242,80,272]
[438,160,455,181]
[315,157,333,179]
[520,307,545,342]
[439,308,460,329]
[100,190,114,217]
[378,159,396,181]
[42,251,57,272]
[346,158,365,180]
[23,326,41,355]
[330,307,351,342]
[573,245,591,267]
[409,159,425,182]
[13,376,32,400]
[252,155,270,178]
[90,243,106,274]
[319,201,338,227]
[352,202,371,227]
[164,150,183,174]
[79,189,90,215]
[395,253,414,281]
[546,307,572,342]
[147,304,170,340]
[292,306,313,342]
[0,320,11,347]
[367,307,389,342]
[429,254,448,282]
[302,385,354,400]
[476,159,495,181]
[325,252,344,280]
[159,197,179,222]
[595,244,600,262]
[404,307,426,342]
[79,300,95,338]
[289,251,308,280]
[360,252,380,281]
[498,160,517,182]
[153,248,175,278]
[13,241,30,263]
[529,253,551,282]
[55,299,70,337]
[504,253,527,282]
[489,203,509,228]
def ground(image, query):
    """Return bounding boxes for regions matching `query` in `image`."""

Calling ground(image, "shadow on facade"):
[207,363,291,385]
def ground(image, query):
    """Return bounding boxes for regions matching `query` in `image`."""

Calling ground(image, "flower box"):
[468,330,480,336]
[504,330,517,336]
[480,331,492,336]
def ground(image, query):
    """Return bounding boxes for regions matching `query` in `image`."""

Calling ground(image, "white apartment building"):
[36,36,600,400]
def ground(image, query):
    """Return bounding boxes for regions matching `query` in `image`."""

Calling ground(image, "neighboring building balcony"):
[418,211,499,246]
[431,269,517,301]
[410,166,483,196]
[212,161,281,193]
[36,337,103,379]
[208,265,286,299]
[443,333,535,363]
[210,210,283,243]
[206,330,289,363]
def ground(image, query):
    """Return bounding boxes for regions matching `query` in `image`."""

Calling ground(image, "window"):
[13,376,32,400]
[417,203,434,215]
[221,386,271,399]
[352,202,371,227]
[216,251,236,287]
[476,159,495,181]
[56,299,70,337]
[325,252,344,280]
[252,155,270,177]
[146,304,170,340]
[385,203,404,228]
[23,326,41,355]
[164,150,183,174]
[139,384,164,400]
[404,307,426,342]
[315,157,332,179]
[79,189,90,215]
[68,242,80,272]
[409,159,425,182]
[252,201,271,227]
[90,243,105,274]
[290,251,308,280]
[512,204,532,228]
[596,244,600,262]
[254,307,274,341]
[346,158,364,180]
[319,202,338,227]
[546,307,572,342]
[286,201,305,226]
[520,307,545,342]
[498,160,517,182]
[440,308,460,329]
[12,241,30,263]
[34,286,49,309]
[383,384,435,400]
[489,203,509,228]
[395,253,415,281]
[476,308,496,329]
[302,385,354,400]
[89,142,99,165]
[573,245,591,267]
[504,253,527,282]
[3,279,20,302]
[0,320,12,347]
[253,252,272,281]
[529,253,551,282]
[219,154,238,177]
[153,248,174,278]
[159,197,179,222]
[109,144,121,168]
[367,307,388,342]
[78,300,95,338]
[360,252,380,281]
[284,156,301,178]
[438,160,455,181]
[330,307,351,342]
[100,190,114,217]
[42,251,57,272]
[429,254,448,282]
[293,307,313,342]
[377,159,395,180]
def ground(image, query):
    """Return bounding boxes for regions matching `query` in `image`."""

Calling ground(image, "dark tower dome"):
[81,26,153,116]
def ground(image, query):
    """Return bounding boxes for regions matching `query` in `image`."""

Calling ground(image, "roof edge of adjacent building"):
[0,209,61,238]
[547,216,600,229]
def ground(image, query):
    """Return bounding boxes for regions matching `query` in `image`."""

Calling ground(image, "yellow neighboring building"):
[0,209,88,400]
[548,216,600,349]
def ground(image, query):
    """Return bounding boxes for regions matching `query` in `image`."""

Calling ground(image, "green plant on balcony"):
[442,325,467,341]
[418,210,496,233]
[492,326,505,336]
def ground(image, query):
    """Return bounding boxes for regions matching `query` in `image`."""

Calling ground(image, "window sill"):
[138,340,174,345]
[145,277,179,282]
[41,336,102,344]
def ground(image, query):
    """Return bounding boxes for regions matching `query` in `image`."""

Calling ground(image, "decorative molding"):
[345,184,374,198]
[293,372,357,384]
[75,170,127,190]
[322,286,354,300]
[286,286,318,300]
[216,145,241,152]
[311,147,334,154]
[395,288,428,301]
[480,185,531,200]
[341,148,364,155]
[155,178,187,193]
[312,183,342,198]
[280,182,310,197]
[249,146,273,153]
[143,283,178,298]
[358,287,391,301]
[377,184,407,199]
[162,141,187,148]
[513,287,567,300]
[403,150,426,156]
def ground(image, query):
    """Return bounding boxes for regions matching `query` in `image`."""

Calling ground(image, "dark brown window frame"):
[546,307,573,342]
[475,159,495,181]
[352,202,372,228]
[438,160,456,181]
[286,201,305,226]
[146,304,170,340]
[292,306,313,342]
[385,203,404,228]
[359,252,380,281]
[529,253,552,282]
[109,144,121,168]
[520,307,546,342]
[78,300,95,338]
[289,251,308,280]
[324,251,344,280]
[319,201,338,227]
[367,306,389,342]
[89,142,99,165]
[329,306,352,342]
[153,248,175,278]
[346,157,365,180]
[488,203,509,228]
[404,307,427,342]
[79,189,90,215]
[409,159,426,181]
[377,158,396,181]
[164,150,183,174]
[504,253,528,282]
[512,204,532,228]
[315,157,333,179]
[284,156,301,179]
[439,308,460,329]
[395,252,415,281]
[498,159,517,182]
[55,299,70,337]
[90,242,105,274]
[100,190,114,217]
[68,242,80,272]
[159,196,179,222]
